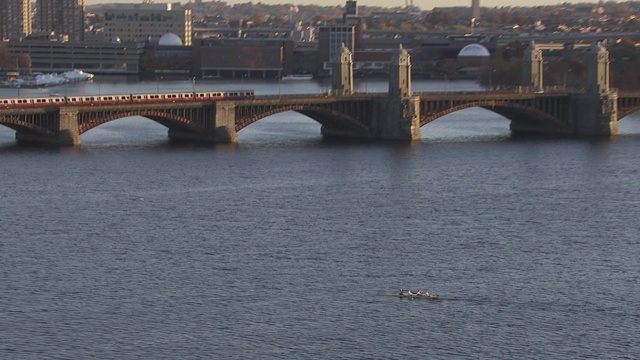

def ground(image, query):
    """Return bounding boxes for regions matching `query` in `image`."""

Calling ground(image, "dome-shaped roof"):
[457,43,490,57]
[158,33,183,46]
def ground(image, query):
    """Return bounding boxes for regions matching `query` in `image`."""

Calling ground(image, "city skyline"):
[84,0,609,10]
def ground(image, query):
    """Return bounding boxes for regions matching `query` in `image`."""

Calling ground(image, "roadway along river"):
[1,78,639,359]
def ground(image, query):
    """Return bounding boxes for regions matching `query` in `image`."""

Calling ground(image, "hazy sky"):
[84,0,598,10]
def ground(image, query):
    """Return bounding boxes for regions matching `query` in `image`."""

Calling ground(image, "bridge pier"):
[569,42,618,136]
[16,107,81,146]
[570,92,618,135]
[212,101,238,143]
[372,96,421,140]
[167,101,238,143]
[374,45,421,141]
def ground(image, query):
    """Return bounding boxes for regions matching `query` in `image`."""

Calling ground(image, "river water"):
[1,78,639,359]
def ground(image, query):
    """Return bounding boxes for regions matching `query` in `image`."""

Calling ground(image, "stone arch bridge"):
[1,90,639,146]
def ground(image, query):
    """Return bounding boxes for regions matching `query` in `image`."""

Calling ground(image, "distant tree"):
[273,15,287,24]
[425,10,454,27]
[609,39,638,62]
[500,11,513,24]
[501,41,528,61]
[311,14,327,24]
[252,12,267,25]
[16,53,32,69]
[438,59,459,78]
[398,22,413,31]
[0,43,14,69]
[479,58,521,89]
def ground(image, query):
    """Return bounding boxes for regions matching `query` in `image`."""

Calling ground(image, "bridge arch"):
[235,104,370,135]
[0,119,53,135]
[77,109,209,135]
[617,105,640,121]
[420,100,568,133]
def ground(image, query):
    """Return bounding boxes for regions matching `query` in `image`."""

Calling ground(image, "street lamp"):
[277,72,282,99]
[489,70,496,91]
[241,73,247,89]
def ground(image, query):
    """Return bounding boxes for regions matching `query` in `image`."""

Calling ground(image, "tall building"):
[472,0,480,21]
[103,3,192,46]
[0,0,32,41]
[343,0,358,25]
[317,25,355,75]
[37,0,85,41]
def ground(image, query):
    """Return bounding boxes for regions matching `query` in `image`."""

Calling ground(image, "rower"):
[417,290,422,295]
[399,289,404,295]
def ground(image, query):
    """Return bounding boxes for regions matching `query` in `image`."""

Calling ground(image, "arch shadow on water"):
[421,107,512,144]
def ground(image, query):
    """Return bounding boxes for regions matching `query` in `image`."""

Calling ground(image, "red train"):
[0,90,255,108]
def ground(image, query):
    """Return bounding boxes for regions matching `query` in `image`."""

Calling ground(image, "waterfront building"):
[103,3,192,46]
[195,38,294,79]
[37,0,85,41]
[141,33,194,77]
[6,39,145,74]
[317,26,355,75]
[0,0,32,41]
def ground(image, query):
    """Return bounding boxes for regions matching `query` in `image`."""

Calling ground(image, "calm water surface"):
[1,79,639,359]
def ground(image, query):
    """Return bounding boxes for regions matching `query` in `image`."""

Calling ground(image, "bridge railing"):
[253,92,387,100]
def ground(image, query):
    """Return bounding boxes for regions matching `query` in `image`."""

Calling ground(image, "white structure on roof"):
[158,33,183,46]
[457,43,490,57]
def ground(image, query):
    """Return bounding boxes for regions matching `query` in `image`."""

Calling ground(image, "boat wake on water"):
[382,290,458,301]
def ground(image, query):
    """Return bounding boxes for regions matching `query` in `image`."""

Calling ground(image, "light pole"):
[444,73,448,92]
[489,70,496,91]
[278,76,282,99]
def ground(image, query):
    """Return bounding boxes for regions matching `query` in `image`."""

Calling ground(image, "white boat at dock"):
[281,74,313,81]
[61,69,94,82]
[1,69,94,88]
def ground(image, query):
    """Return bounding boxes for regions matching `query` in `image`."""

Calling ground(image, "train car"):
[1,89,255,109]
[130,92,198,103]
[1,96,66,108]
[66,95,99,106]
[94,94,132,105]
[230,90,255,99]
[193,90,255,101]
